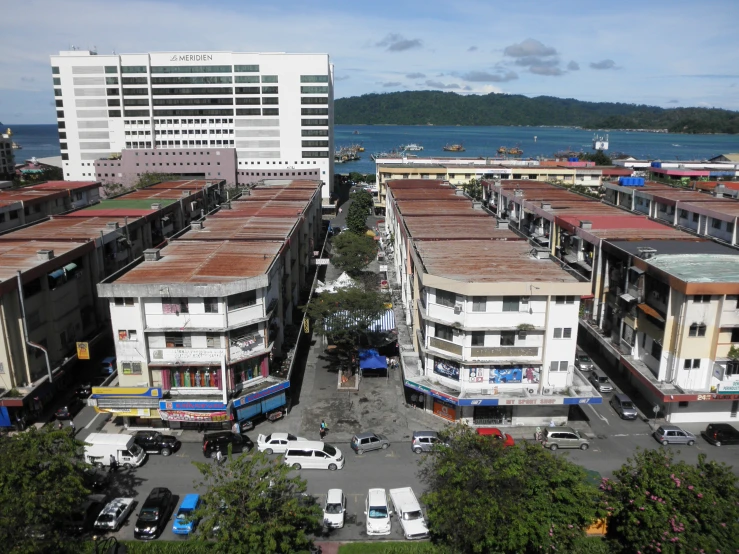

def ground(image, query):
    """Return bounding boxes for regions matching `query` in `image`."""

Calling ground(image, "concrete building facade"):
[50,50,334,201]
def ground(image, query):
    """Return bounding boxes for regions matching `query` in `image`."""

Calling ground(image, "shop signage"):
[151,348,224,362]
[232,381,290,408]
[160,401,225,411]
[160,410,228,422]
[718,380,739,394]
[92,387,161,398]
[76,342,90,360]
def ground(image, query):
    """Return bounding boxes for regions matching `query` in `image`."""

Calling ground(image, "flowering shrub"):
[603,449,739,553]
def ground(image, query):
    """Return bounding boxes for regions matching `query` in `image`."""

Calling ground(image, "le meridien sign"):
[169,54,214,62]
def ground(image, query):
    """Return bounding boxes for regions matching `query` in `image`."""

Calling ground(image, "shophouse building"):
[483,177,739,423]
[93,180,321,429]
[0,181,100,233]
[385,180,601,426]
[50,50,334,202]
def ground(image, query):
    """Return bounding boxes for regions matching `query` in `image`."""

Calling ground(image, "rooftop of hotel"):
[114,241,281,285]
[0,216,140,243]
[415,240,580,283]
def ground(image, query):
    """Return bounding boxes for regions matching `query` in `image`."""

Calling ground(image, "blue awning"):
[359,349,387,370]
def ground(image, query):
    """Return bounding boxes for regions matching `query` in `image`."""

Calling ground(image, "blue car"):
[172,494,201,536]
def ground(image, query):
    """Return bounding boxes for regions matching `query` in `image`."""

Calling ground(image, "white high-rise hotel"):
[50,50,334,201]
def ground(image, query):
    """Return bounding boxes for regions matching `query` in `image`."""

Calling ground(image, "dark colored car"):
[66,495,106,535]
[74,383,92,399]
[83,468,111,492]
[134,487,173,540]
[701,423,739,446]
[55,397,83,420]
[133,431,181,457]
[202,431,253,458]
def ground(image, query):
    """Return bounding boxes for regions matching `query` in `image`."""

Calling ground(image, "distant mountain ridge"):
[334,91,739,134]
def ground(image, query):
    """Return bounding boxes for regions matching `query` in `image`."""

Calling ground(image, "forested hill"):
[334,91,739,134]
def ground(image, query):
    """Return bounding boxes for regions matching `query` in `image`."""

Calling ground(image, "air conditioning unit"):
[542,388,552,395]
[453,302,463,314]
[452,328,462,336]
[190,201,199,211]
[480,389,490,395]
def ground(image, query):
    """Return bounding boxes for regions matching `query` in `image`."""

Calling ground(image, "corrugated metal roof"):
[179,217,296,241]
[25,181,100,191]
[0,188,67,205]
[147,179,213,190]
[415,240,579,283]
[403,216,519,241]
[0,216,140,243]
[115,241,281,285]
[0,241,91,285]
[84,198,176,211]
[387,180,448,189]
[395,199,488,217]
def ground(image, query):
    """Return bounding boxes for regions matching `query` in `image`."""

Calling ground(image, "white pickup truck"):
[389,487,429,540]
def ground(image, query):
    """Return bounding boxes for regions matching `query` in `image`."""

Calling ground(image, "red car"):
[476,427,515,447]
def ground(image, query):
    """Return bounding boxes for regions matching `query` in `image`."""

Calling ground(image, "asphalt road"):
[78,437,426,542]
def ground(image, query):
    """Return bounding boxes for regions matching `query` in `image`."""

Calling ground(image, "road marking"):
[613,434,629,437]
[587,404,610,425]
[384,451,398,458]
[83,411,107,430]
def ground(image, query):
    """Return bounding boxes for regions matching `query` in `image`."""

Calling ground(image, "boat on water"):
[371,150,404,161]
[508,146,523,156]
[497,146,508,154]
[12,142,22,150]
[401,143,424,151]
[443,143,465,152]
[353,130,360,135]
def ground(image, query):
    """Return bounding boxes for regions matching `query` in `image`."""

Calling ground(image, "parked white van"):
[283,441,345,471]
[389,487,429,540]
[365,488,392,535]
[84,433,146,469]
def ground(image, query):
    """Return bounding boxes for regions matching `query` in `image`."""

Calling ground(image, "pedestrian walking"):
[109,454,118,472]
[338,207,343,214]
[319,420,327,439]
[216,450,223,465]
[69,420,76,435]
[57,421,63,431]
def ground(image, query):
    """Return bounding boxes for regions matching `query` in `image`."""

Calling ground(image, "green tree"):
[348,171,365,183]
[134,171,178,189]
[302,286,389,349]
[462,178,483,201]
[0,427,90,554]
[192,450,322,554]
[419,425,604,554]
[579,150,613,165]
[330,231,378,275]
[346,189,374,234]
[603,449,739,553]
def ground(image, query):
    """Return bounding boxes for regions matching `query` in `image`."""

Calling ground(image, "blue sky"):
[2,0,739,123]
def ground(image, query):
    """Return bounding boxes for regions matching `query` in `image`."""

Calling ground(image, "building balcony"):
[467,346,540,360]
[429,336,463,357]
[146,312,228,330]
[229,333,269,364]
[149,347,225,365]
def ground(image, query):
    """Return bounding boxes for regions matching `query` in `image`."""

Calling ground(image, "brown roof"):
[0,241,93,293]
[0,216,140,243]
[213,200,309,219]
[26,180,100,191]
[403,216,519,241]
[115,241,280,285]
[395,199,488,217]
[146,179,214,190]
[179,217,297,241]
[415,240,579,283]
[387,179,448,189]
[0,188,67,206]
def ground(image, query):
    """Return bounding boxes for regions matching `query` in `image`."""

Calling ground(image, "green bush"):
[338,542,449,554]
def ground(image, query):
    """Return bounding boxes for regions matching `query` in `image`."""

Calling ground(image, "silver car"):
[653,425,696,446]
[411,431,443,454]
[351,431,390,454]
[589,371,613,393]
[541,427,590,451]
[575,349,595,371]
[610,393,638,420]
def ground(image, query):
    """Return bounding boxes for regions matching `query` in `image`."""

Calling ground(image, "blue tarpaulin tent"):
[359,348,387,370]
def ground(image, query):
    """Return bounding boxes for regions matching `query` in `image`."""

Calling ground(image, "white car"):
[323,489,346,529]
[257,432,306,455]
[365,488,392,535]
[94,497,135,531]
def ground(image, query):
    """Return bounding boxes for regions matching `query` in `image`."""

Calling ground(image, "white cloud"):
[375,33,422,52]
[504,38,557,58]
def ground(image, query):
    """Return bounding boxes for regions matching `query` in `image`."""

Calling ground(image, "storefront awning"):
[637,303,665,322]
